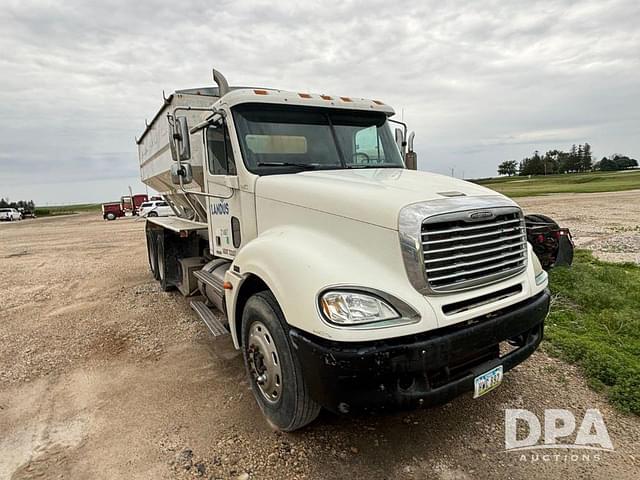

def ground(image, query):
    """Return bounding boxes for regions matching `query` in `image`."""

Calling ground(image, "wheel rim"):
[247,321,283,403]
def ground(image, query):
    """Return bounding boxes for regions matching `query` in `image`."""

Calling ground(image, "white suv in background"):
[0,208,22,221]
[138,200,174,217]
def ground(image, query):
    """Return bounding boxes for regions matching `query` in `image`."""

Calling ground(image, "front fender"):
[225,223,439,344]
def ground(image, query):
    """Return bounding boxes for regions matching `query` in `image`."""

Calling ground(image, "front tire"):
[241,291,320,431]
[147,211,158,217]
[106,212,117,221]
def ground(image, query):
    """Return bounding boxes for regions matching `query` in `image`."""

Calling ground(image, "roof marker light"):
[254,89,268,95]
[298,93,312,99]
[320,95,332,100]
[340,96,353,102]
[372,100,385,105]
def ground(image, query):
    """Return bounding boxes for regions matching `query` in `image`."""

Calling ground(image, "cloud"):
[0,0,638,203]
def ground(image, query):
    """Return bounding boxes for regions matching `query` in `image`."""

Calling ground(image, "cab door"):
[204,123,242,259]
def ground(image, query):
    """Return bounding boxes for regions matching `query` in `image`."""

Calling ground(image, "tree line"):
[596,155,638,171]
[0,198,36,209]
[497,144,638,176]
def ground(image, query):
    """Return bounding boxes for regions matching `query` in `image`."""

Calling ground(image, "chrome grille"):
[421,207,527,292]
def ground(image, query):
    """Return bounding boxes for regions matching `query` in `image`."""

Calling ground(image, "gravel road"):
[0,191,639,480]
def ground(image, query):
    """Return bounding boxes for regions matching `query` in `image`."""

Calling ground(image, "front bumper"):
[289,289,550,414]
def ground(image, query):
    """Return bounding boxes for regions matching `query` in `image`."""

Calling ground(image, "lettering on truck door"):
[205,123,241,259]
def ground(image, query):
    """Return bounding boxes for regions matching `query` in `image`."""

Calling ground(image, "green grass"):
[544,250,640,414]
[474,170,640,197]
[34,203,101,217]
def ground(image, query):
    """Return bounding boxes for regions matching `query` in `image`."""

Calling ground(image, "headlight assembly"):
[319,291,400,325]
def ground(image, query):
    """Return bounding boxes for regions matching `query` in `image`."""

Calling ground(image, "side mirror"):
[170,162,193,185]
[395,128,406,156]
[173,116,191,161]
[168,125,178,161]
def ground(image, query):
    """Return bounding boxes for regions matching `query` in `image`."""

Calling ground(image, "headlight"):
[319,291,400,325]
[532,252,548,286]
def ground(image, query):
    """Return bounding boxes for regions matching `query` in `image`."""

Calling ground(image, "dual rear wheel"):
[146,230,169,290]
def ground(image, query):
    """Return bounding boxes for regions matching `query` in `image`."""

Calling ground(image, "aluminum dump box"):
[136,88,220,195]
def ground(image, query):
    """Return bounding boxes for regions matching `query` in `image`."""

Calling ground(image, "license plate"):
[473,365,503,398]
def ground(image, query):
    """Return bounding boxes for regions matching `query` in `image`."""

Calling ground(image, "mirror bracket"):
[171,163,193,185]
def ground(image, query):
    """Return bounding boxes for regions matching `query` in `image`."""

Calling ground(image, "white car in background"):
[0,208,22,221]
[138,200,174,217]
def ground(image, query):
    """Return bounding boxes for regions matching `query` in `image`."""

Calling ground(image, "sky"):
[0,0,638,205]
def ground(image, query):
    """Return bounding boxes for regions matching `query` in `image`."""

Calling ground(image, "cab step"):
[190,300,229,337]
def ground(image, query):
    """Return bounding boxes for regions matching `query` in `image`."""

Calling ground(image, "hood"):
[255,168,503,229]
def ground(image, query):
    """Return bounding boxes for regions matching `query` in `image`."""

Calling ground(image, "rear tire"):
[155,232,170,291]
[525,213,558,228]
[147,230,159,280]
[148,211,158,217]
[241,291,320,431]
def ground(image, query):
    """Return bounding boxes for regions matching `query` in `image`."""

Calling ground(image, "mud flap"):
[554,233,574,267]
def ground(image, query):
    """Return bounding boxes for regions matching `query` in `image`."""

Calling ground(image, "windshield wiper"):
[258,162,324,170]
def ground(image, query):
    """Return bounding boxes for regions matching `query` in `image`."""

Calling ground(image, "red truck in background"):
[102,202,125,220]
[102,193,150,220]
[121,194,149,215]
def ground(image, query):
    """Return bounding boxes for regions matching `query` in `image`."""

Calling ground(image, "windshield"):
[232,104,404,175]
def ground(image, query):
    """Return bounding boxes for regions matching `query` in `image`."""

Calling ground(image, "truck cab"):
[137,69,550,431]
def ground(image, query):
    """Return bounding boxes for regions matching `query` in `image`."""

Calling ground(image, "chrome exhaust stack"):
[212,68,230,97]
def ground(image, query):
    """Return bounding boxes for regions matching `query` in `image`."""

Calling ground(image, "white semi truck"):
[136,69,550,431]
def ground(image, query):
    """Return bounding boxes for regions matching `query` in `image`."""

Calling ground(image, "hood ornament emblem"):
[468,210,494,221]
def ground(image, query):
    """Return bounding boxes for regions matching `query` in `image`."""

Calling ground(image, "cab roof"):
[137,86,394,144]
[220,88,395,116]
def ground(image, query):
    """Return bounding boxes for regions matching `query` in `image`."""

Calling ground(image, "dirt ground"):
[1,190,639,480]
[518,190,640,264]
